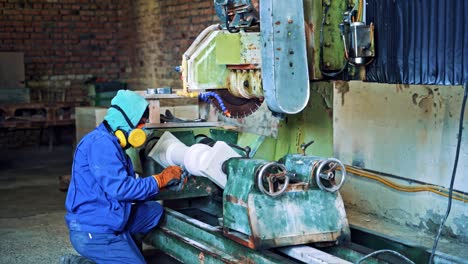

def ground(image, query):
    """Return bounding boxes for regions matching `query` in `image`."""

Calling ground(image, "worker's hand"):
[167,168,190,192]
[153,166,183,189]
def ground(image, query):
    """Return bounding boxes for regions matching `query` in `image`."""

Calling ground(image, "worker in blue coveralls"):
[60,90,184,264]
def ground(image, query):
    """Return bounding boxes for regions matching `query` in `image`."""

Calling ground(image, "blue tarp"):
[365,0,468,85]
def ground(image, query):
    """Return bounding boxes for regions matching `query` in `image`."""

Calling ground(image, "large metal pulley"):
[315,158,346,192]
[256,162,290,197]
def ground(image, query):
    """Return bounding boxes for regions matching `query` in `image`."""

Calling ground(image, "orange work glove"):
[153,166,183,189]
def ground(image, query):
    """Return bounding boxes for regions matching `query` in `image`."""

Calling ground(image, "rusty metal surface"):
[209,89,263,118]
[260,0,310,114]
[247,191,349,249]
[239,31,261,66]
[252,231,342,249]
[285,182,309,192]
[226,65,258,70]
[225,194,247,207]
[159,227,239,263]
[223,158,350,250]
[222,229,257,249]
[146,208,297,264]
[303,0,322,79]
[211,101,280,137]
[319,0,348,72]
[216,31,261,66]
[226,69,263,99]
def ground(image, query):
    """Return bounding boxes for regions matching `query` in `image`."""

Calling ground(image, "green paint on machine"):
[145,208,296,264]
[222,157,350,249]
[215,33,242,65]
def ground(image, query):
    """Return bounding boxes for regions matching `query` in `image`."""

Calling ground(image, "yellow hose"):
[344,166,468,203]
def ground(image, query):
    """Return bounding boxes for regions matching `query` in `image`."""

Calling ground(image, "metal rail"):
[144,208,374,263]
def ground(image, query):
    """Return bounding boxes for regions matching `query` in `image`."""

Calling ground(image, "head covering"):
[104,90,149,133]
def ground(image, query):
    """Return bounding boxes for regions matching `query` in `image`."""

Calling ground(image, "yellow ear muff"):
[114,130,128,148]
[128,128,147,148]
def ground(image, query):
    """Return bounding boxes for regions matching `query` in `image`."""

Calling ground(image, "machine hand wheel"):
[315,158,346,192]
[256,162,289,197]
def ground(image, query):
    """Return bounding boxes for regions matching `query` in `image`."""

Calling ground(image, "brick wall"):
[119,0,217,90]
[0,0,219,148]
[0,0,128,102]
[0,0,219,98]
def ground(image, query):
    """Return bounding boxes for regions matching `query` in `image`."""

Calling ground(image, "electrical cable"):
[428,81,468,264]
[356,249,415,264]
[319,2,348,78]
[345,166,468,203]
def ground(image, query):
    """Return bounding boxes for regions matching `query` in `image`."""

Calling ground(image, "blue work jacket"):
[65,123,159,233]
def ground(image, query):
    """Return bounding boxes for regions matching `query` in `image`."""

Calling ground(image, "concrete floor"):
[0,145,178,264]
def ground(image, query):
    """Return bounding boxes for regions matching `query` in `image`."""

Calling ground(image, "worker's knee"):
[126,201,164,234]
[143,201,164,230]
[141,201,164,222]
[146,200,163,214]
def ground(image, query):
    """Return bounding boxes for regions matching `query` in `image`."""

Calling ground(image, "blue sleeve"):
[88,136,160,202]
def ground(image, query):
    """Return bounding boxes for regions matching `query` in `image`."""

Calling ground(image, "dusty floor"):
[0,145,178,264]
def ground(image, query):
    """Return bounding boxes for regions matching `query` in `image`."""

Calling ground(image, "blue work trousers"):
[69,201,163,264]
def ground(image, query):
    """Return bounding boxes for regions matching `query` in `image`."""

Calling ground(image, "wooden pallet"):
[0,102,80,128]
[0,102,81,150]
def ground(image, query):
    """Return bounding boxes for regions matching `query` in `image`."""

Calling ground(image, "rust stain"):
[418,97,433,113]
[198,252,205,264]
[418,87,434,114]
[255,231,343,249]
[304,22,313,41]
[227,64,258,70]
[223,230,256,249]
[334,81,349,106]
[225,195,247,206]
[247,43,257,50]
[412,93,419,105]
[396,83,410,92]
[251,0,259,10]
[285,182,309,192]
[304,21,316,79]
[418,129,428,144]
[160,227,237,263]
